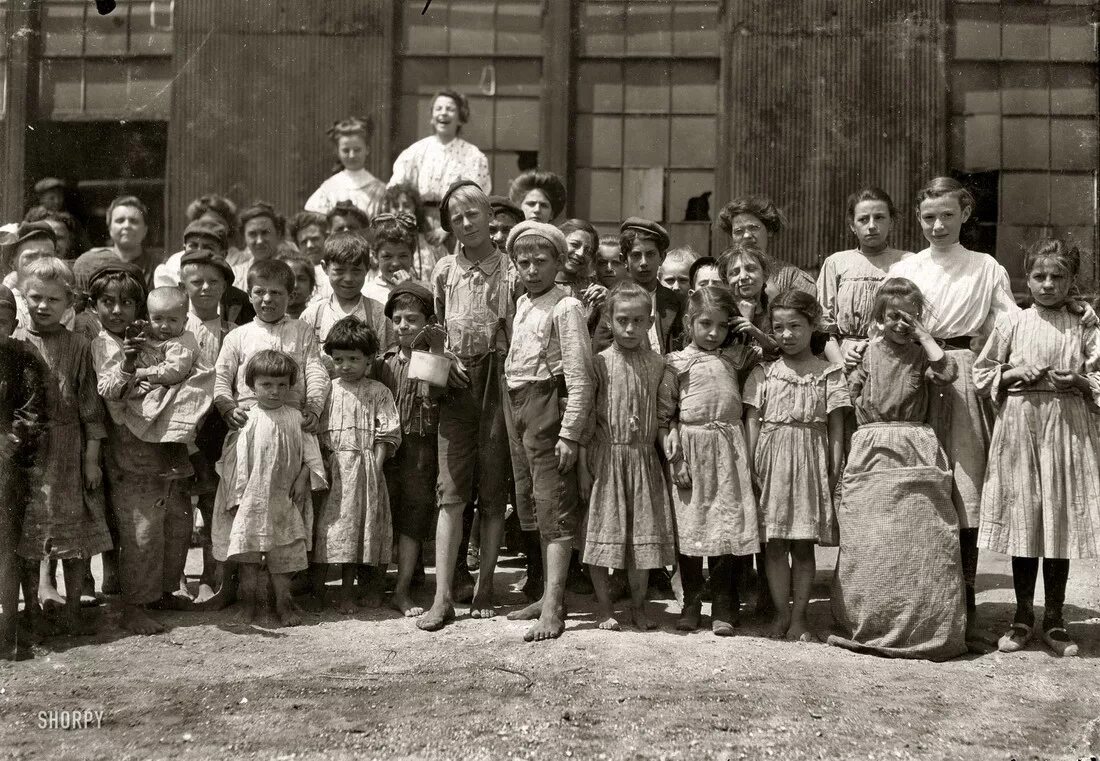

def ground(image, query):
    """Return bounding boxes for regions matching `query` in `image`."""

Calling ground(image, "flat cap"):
[183,218,228,250]
[0,283,16,312]
[505,220,567,260]
[439,179,484,233]
[180,249,235,285]
[620,217,670,252]
[34,177,65,195]
[85,258,147,291]
[15,221,57,248]
[384,280,435,320]
[488,195,523,224]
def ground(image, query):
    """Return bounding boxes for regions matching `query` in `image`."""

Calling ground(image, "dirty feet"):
[416,602,455,632]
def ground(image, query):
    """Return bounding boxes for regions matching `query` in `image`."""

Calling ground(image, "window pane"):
[1000,172,1049,225]
[462,95,494,148]
[1001,64,1048,115]
[672,2,719,57]
[495,59,541,97]
[496,1,542,55]
[449,2,495,55]
[622,166,665,220]
[667,222,711,255]
[405,0,449,53]
[403,58,449,95]
[397,94,424,152]
[42,2,85,57]
[491,152,523,197]
[670,116,715,166]
[1001,7,1049,61]
[575,168,623,222]
[129,1,173,56]
[994,224,1032,281]
[950,63,1000,115]
[448,57,490,93]
[1051,119,1099,171]
[576,60,623,114]
[1050,12,1097,62]
[950,115,1001,170]
[622,116,668,166]
[626,3,672,56]
[954,6,1000,61]
[494,98,539,151]
[580,2,625,57]
[39,59,83,116]
[1050,174,1096,225]
[1002,117,1049,169]
[1051,65,1098,115]
[84,4,129,56]
[85,60,128,113]
[668,171,714,224]
[671,61,718,113]
[576,114,623,167]
[127,59,171,118]
[624,61,670,113]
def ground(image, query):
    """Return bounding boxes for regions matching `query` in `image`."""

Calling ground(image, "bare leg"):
[356,565,383,609]
[470,513,505,619]
[335,565,357,615]
[119,602,165,635]
[417,503,461,631]
[765,540,792,638]
[306,563,329,610]
[786,540,818,642]
[626,568,655,630]
[38,559,64,609]
[59,558,94,635]
[509,534,549,622]
[391,534,423,617]
[589,565,619,631]
[101,549,121,596]
[235,563,257,625]
[525,538,569,642]
[271,572,302,627]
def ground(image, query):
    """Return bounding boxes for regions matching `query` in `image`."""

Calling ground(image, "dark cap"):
[14,221,57,249]
[439,179,484,233]
[180,249,235,284]
[183,218,228,250]
[488,195,523,224]
[384,281,435,320]
[34,177,65,195]
[620,217,670,252]
[0,283,16,312]
[85,258,147,291]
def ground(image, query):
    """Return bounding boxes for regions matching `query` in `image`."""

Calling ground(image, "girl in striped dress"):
[974,239,1100,658]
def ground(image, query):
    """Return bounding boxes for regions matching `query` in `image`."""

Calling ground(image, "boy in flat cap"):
[592,217,684,355]
[502,221,594,642]
[376,281,445,617]
[418,180,518,632]
[487,195,524,256]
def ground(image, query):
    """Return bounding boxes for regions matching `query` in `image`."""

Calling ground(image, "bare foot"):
[390,591,424,618]
[151,593,194,612]
[786,621,819,642]
[507,600,543,621]
[966,623,999,653]
[627,603,657,631]
[597,616,621,631]
[335,591,357,616]
[19,610,54,644]
[119,605,166,635]
[275,597,302,627]
[39,584,65,610]
[356,585,383,609]
[766,613,790,639]
[469,588,495,619]
[524,603,565,642]
[416,602,455,632]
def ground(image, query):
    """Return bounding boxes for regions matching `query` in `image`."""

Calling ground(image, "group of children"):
[2,157,1097,663]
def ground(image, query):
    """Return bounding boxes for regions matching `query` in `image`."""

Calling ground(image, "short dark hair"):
[871,277,930,324]
[717,195,786,237]
[605,280,652,316]
[186,194,239,238]
[433,90,471,124]
[370,216,417,254]
[384,182,427,232]
[240,201,285,238]
[915,176,977,214]
[326,202,370,230]
[509,170,568,219]
[88,270,146,310]
[323,316,380,357]
[245,349,298,388]
[289,211,328,243]
[322,231,370,268]
[107,195,148,224]
[559,218,599,260]
[277,254,317,293]
[769,289,828,354]
[846,187,898,220]
[246,258,295,292]
[688,256,718,288]
[620,228,668,260]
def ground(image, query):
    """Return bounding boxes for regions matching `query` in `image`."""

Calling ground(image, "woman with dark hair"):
[74,195,156,292]
[389,90,492,244]
[717,194,815,301]
[510,170,567,224]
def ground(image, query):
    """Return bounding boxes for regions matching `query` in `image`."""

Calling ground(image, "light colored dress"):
[888,243,1020,527]
[314,378,402,565]
[299,294,395,365]
[817,247,911,343]
[744,356,850,545]
[305,168,387,218]
[213,405,326,565]
[583,344,676,570]
[974,306,1100,559]
[661,344,760,557]
[14,325,113,560]
[389,135,492,201]
[123,331,213,444]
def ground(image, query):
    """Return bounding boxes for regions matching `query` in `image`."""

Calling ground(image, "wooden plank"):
[540,0,573,201]
[1,0,35,222]
[622,167,664,221]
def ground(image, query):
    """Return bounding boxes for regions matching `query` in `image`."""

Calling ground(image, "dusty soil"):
[2,548,1098,761]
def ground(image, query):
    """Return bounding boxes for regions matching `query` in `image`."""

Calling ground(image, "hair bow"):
[371,212,417,232]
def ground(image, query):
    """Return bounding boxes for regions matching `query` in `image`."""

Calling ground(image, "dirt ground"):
[1,548,1098,761]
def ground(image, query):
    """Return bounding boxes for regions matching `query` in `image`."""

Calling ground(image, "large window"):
[38,0,173,120]
[573,0,720,252]
[950,1,1098,287]
[397,0,543,195]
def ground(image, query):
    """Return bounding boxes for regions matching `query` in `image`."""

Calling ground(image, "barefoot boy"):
[418,180,517,631]
[501,222,594,642]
